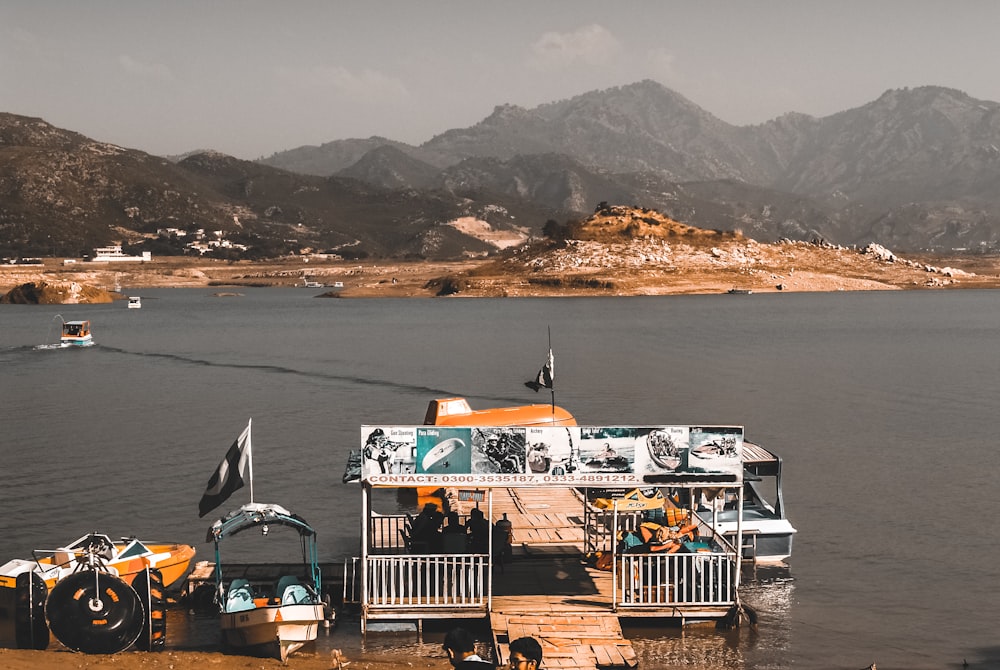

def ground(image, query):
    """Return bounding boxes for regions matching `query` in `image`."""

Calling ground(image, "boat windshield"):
[117,539,151,558]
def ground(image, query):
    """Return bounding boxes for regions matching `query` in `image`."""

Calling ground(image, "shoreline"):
[0,647,453,670]
[4,252,1000,300]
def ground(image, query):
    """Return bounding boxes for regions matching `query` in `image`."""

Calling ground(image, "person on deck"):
[443,627,495,669]
[443,511,465,534]
[467,508,491,554]
[411,503,444,552]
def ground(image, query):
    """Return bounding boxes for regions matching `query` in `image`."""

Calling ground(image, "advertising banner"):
[360,425,743,487]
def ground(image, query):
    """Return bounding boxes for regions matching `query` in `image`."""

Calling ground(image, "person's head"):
[443,627,478,667]
[508,636,542,669]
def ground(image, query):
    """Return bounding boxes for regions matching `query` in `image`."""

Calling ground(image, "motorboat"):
[646,428,681,469]
[127,296,141,308]
[698,440,796,563]
[209,502,327,662]
[0,534,183,653]
[0,533,195,590]
[424,397,576,427]
[60,320,94,346]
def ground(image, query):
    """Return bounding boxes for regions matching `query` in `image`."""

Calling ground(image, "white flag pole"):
[247,417,254,504]
[547,326,555,414]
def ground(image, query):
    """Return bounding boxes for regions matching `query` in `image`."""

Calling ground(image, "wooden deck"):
[491,611,637,670]
[453,486,590,557]
[457,487,637,669]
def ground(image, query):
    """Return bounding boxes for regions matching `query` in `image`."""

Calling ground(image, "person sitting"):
[467,508,491,554]
[411,503,444,552]
[443,626,495,668]
[443,511,465,534]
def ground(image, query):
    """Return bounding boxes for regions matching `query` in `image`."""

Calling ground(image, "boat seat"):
[281,583,313,605]
[225,579,255,612]
[276,575,311,605]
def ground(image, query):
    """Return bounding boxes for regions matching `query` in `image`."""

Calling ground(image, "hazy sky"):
[3,1,998,160]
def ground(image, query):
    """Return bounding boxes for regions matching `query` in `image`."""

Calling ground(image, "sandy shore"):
[5,248,1000,301]
[0,647,452,670]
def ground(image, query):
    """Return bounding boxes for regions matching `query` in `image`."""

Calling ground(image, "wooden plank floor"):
[491,611,638,670]
[454,487,589,557]
[456,488,637,669]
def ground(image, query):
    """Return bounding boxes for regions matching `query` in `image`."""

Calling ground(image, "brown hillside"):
[569,205,726,242]
[426,205,997,297]
[1,280,119,304]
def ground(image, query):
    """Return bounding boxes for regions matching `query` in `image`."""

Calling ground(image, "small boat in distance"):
[301,278,323,288]
[727,287,753,295]
[210,503,327,661]
[127,296,141,309]
[60,320,94,346]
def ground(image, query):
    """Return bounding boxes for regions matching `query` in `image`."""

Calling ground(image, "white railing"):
[343,557,361,605]
[365,554,487,609]
[616,552,736,608]
[584,507,643,554]
[369,514,409,554]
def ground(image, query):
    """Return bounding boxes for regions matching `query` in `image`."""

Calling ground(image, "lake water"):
[2,288,999,669]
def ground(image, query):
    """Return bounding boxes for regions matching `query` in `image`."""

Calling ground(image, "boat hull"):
[717,518,796,563]
[60,336,94,346]
[220,603,325,661]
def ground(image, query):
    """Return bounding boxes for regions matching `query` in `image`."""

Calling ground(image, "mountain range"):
[4,80,1000,259]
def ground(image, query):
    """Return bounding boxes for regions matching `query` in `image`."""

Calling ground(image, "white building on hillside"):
[89,245,151,262]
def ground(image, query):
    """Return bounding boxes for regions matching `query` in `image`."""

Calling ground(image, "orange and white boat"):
[60,320,94,346]
[424,397,576,427]
[0,533,196,591]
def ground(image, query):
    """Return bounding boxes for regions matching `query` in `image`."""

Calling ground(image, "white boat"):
[127,296,141,309]
[301,278,323,288]
[60,320,94,346]
[700,440,796,563]
[209,502,327,661]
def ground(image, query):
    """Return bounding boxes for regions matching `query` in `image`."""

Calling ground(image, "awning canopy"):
[206,502,315,543]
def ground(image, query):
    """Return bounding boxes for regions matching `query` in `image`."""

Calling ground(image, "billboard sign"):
[359,425,743,487]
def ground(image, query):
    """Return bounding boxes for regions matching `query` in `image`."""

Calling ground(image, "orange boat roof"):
[424,397,576,427]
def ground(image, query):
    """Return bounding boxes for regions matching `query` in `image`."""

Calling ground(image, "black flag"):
[524,348,554,392]
[198,420,251,517]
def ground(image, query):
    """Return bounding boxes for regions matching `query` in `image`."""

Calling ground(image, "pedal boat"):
[0,533,195,590]
[210,502,327,662]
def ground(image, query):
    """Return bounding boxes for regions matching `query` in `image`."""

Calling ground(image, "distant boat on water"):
[60,320,94,346]
[727,287,753,295]
[128,296,141,309]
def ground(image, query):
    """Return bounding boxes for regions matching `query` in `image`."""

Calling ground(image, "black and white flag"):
[524,348,554,392]
[198,419,251,517]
